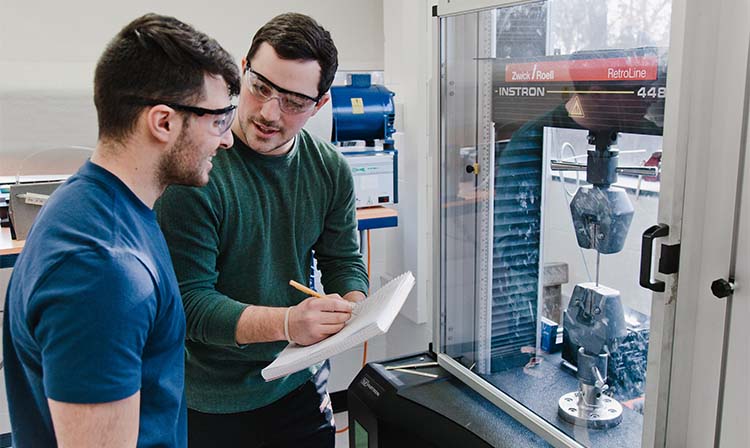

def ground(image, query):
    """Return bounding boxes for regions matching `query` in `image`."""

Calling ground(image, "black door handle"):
[640,224,669,292]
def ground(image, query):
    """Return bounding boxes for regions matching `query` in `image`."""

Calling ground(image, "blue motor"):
[330,74,396,147]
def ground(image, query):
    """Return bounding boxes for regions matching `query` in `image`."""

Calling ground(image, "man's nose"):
[260,96,283,122]
[219,129,233,149]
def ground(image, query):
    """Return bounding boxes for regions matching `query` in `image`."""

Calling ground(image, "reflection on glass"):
[439,0,671,446]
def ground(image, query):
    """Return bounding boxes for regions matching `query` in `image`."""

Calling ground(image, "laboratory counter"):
[0,228,23,268]
[0,206,396,268]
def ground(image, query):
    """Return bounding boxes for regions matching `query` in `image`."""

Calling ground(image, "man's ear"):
[144,105,177,144]
[310,93,330,116]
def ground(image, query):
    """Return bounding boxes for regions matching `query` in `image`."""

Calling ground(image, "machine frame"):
[431,1,688,447]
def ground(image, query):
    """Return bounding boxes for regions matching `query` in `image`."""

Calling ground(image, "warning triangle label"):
[568,96,585,118]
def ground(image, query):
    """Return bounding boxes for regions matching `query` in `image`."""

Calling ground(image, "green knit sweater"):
[155,129,369,413]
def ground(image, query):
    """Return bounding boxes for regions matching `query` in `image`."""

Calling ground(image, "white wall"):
[380,0,435,357]
[0,0,384,175]
[328,0,436,392]
[0,0,384,91]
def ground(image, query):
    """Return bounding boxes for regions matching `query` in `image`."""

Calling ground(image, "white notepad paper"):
[262,271,416,381]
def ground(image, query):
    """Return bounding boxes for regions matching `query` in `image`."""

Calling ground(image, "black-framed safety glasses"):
[133,99,237,136]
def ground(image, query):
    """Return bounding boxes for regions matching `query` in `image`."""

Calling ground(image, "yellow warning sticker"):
[351,98,365,114]
[567,96,584,118]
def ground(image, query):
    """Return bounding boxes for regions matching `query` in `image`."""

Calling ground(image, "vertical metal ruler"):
[475,8,497,374]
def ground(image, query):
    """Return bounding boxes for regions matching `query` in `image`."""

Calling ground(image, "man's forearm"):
[48,392,140,448]
[343,290,366,302]
[235,305,287,345]
[235,294,357,346]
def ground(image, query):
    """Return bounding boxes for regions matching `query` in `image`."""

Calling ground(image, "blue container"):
[540,317,560,353]
[330,74,396,146]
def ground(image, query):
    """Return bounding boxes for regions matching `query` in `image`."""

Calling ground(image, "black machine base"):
[347,352,548,448]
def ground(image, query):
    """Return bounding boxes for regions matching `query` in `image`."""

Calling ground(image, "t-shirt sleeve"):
[30,249,157,404]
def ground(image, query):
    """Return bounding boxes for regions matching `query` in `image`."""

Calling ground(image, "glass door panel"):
[439,1,672,446]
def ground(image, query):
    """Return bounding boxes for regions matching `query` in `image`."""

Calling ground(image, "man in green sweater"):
[155,12,368,447]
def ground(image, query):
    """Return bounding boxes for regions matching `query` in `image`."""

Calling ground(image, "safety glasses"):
[244,68,321,115]
[132,98,237,136]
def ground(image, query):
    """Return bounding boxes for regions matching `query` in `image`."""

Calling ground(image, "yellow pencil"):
[288,280,323,298]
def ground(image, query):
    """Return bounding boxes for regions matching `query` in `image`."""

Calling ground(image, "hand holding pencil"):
[288,280,323,298]
[286,280,355,346]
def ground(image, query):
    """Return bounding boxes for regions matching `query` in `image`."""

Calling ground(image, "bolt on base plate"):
[558,391,623,429]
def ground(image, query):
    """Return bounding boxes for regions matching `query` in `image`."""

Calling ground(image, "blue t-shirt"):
[3,161,187,447]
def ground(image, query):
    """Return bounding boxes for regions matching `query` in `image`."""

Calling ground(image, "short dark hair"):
[246,13,339,98]
[94,13,240,141]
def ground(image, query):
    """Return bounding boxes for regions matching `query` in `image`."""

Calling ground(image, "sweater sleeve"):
[313,154,370,296]
[155,184,248,347]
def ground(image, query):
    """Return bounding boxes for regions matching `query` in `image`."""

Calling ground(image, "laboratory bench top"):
[356,205,398,231]
[0,228,23,255]
[0,228,23,268]
[0,207,397,268]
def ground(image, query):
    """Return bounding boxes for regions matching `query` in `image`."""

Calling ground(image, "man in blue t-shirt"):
[3,14,239,447]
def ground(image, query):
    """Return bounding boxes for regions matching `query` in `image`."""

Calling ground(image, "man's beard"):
[157,122,211,188]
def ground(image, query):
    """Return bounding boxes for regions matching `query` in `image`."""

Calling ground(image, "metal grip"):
[616,166,659,177]
[640,224,669,292]
[550,160,586,171]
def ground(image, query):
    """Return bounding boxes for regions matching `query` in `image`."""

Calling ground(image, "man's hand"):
[288,294,353,346]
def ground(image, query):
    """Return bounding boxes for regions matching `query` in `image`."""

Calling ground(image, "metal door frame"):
[431,0,750,446]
